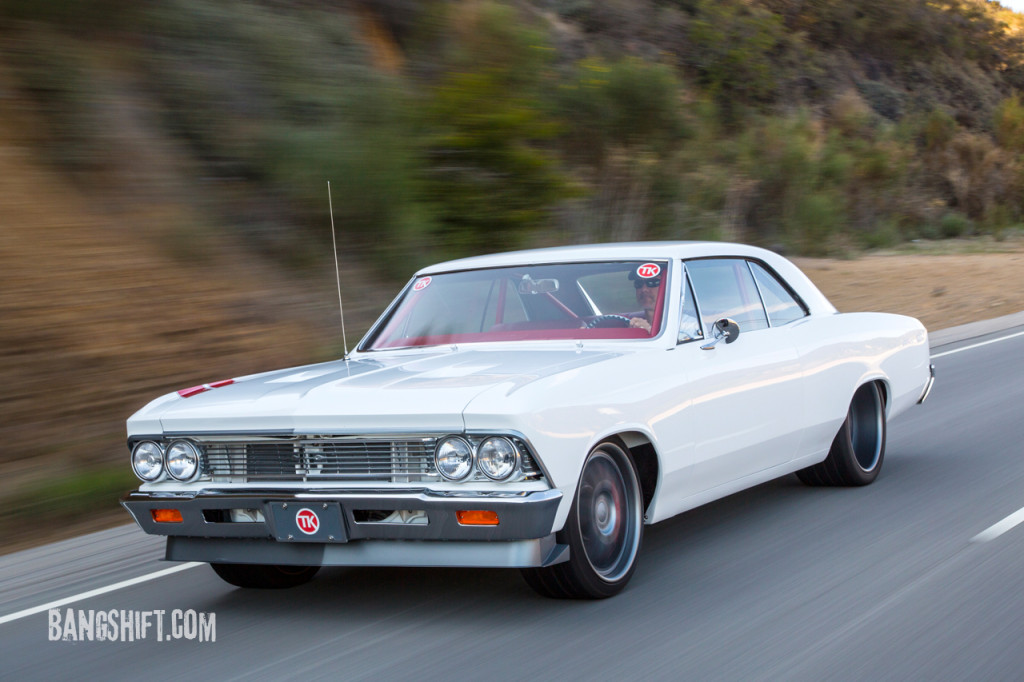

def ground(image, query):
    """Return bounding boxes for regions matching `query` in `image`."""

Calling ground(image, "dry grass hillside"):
[798,245,1024,330]
[0,82,391,538]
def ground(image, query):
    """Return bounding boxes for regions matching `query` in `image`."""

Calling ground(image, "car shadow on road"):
[196,462,930,626]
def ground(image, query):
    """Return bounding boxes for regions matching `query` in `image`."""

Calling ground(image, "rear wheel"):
[798,382,886,486]
[210,563,320,589]
[521,440,643,599]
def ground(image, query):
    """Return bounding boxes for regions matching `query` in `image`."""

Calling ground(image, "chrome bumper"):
[121,488,567,568]
[917,364,936,404]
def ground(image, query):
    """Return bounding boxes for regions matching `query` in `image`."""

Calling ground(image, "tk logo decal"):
[295,508,320,535]
[636,263,661,279]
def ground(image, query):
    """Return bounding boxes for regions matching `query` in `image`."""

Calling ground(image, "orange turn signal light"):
[456,510,499,526]
[152,508,183,523]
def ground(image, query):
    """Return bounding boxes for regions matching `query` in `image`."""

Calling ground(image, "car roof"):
[417,241,776,274]
[415,241,838,316]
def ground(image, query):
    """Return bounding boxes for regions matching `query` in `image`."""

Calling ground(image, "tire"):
[210,563,320,589]
[797,382,886,487]
[521,440,644,599]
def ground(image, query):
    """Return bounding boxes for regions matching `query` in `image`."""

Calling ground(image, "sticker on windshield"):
[413,276,432,292]
[636,263,661,279]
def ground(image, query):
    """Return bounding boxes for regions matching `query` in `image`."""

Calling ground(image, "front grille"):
[196,436,543,484]
[201,437,438,483]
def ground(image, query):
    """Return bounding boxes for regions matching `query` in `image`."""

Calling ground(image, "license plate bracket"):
[267,502,347,542]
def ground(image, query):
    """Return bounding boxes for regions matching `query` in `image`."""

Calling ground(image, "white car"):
[121,242,934,598]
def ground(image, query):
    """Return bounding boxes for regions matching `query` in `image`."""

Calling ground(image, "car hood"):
[131,348,620,435]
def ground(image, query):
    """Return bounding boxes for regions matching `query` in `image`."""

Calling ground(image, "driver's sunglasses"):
[634,278,662,289]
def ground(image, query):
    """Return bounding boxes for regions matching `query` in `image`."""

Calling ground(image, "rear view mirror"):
[518,276,560,295]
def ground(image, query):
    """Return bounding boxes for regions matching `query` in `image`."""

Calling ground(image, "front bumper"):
[917,363,936,404]
[121,488,567,568]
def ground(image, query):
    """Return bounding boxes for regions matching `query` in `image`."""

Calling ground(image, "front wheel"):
[211,563,320,589]
[521,440,644,599]
[798,382,887,486]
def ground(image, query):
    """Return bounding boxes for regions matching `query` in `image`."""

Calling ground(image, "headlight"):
[131,441,164,481]
[166,440,201,481]
[435,437,473,481]
[477,437,519,480]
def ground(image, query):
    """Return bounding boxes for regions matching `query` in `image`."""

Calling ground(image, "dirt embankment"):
[0,85,391,494]
[796,246,1024,332]
[0,91,398,551]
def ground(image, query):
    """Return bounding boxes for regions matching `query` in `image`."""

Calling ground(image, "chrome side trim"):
[917,364,936,404]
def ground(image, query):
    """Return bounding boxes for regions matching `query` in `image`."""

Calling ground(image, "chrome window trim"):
[746,260,772,328]
[676,263,706,345]
[683,256,807,335]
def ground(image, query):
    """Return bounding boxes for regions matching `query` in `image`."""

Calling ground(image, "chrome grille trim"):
[191,435,543,484]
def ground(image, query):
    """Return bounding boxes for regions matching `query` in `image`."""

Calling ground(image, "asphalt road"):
[2,323,1024,680]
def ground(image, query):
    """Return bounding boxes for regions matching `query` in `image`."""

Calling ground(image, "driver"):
[627,269,661,332]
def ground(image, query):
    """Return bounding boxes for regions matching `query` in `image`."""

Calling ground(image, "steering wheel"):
[586,314,632,329]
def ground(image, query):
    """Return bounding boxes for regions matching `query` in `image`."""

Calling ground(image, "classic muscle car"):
[121,242,935,598]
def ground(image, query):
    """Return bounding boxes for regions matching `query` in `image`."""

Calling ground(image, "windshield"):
[362,260,669,350]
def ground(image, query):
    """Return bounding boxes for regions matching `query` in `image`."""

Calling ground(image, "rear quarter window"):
[749,261,807,327]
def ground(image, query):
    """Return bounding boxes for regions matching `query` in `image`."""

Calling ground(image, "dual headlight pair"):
[435,436,520,482]
[131,440,202,482]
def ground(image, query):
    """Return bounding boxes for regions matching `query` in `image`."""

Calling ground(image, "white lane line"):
[971,508,1024,543]
[0,562,201,626]
[931,329,1024,359]
[932,329,1024,545]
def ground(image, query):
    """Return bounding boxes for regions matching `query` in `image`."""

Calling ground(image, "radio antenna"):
[327,181,349,359]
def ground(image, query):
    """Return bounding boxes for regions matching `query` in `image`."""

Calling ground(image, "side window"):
[678,270,703,343]
[748,262,806,327]
[685,259,769,332]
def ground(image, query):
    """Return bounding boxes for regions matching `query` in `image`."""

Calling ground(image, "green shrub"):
[785,190,846,255]
[923,108,958,150]
[939,211,974,238]
[857,81,904,121]
[137,0,421,265]
[4,467,135,522]
[994,95,1024,153]
[0,0,141,31]
[859,220,902,249]
[982,202,1014,239]
[686,0,787,115]
[556,57,686,164]
[416,2,572,256]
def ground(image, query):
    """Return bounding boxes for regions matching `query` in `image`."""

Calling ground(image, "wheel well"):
[613,432,659,517]
[863,379,888,410]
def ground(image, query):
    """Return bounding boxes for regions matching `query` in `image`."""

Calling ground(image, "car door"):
[673,258,806,495]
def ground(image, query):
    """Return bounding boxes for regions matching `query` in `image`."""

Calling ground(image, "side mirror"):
[700,318,740,351]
